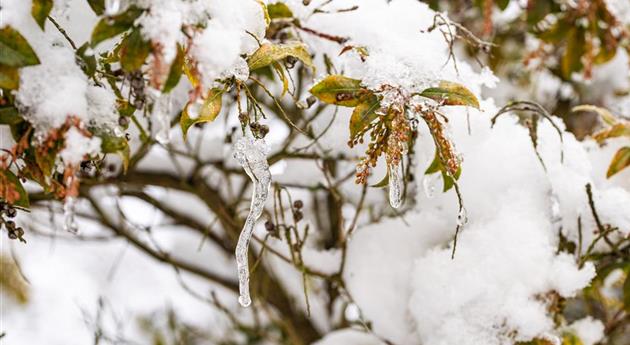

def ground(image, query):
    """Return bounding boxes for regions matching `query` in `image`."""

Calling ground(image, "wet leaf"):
[180,88,223,139]
[31,0,53,30]
[0,27,40,67]
[349,93,380,138]
[119,28,152,72]
[101,134,130,173]
[267,2,293,19]
[248,42,313,71]
[419,81,480,109]
[309,75,366,107]
[162,45,185,93]
[607,146,630,178]
[1,170,29,208]
[91,6,143,47]
[0,64,19,90]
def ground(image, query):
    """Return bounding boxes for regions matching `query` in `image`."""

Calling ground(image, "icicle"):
[422,173,440,199]
[233,137,271,307]
[151,91,172,145]
[104,0,122,16]
[388,161,403,209]
[63,197,78,233]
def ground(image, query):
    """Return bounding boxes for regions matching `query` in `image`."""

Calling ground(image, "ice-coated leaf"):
[1,170,30,208]
[180,88,224,139]
[0,27,40,67]
[267,2,293,19]
[162,45,185,93]
[31,0,53,30]
[419,81,480,109]
[0,64,20,90]
[101,134,130,173]
[119,28,152,72]
[91,6,143,47]
[607,146,630,178]
[309,75,366,107]
[349,93,380,138]
[247,42,313,71]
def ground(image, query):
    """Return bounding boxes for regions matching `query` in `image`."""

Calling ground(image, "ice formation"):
[232,136,271,307]
[388,162,404,209]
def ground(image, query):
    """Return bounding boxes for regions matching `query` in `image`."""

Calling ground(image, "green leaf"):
[248,42,314,71]
[309,75,366,107]
[101,134,130,173]
[0,106,23,125]
[561,332,584,345]
[119,28,152,72]
[31,0,53,30]
[180,88,224,139]
[0,170,29,208]
[0,64,20,90]
[424,152,461,192]
[561,27,586,80]
[87,0,105,15]
[162,44,185,93]
[91,6,143,47]
[371,171,389,188]
[607,146,630,178]
[267,2,293,19]
[0,27,40,67]
[624,269,630,312]
[496,0,510,11]
[349,93,380,138]
[419,81,480,109]
[572,104,618,126]
[76,43,97,77]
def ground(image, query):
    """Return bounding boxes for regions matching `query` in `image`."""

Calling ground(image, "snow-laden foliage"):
[1,1,629,345]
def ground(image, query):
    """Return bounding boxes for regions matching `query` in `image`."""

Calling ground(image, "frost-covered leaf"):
[91,6,143,47]
[87,0,105,15]
[0,106,22,125]
[248,42,313,71]
[0,170,29,208]
[180,88,223,139]
[162,45,184,93]
[0,27,40,67]
[101,134,130,173]
[31,0,53,30]
[350,94,380,138]
[607,146,630,178]
[309,75,366,107]
[0,64,20,90]
[419,81,480,109]
[267,2,293,19]
[119,28,151,72]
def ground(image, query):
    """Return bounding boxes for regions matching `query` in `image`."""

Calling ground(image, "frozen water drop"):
[233,137,271,307]
[422,173,440,199]
[344,303,361,322]
[105,0,123,16]
[550,195,561,223]
[63,197,78,233]
[388,161,403,209]
[457,206,468,228]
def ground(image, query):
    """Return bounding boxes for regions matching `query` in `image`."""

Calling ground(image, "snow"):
[567,317,606,345]
[60,127,102,166]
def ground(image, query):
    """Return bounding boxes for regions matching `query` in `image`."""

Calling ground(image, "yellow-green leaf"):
[180,89,223,139]
[572,104,618,126]
[87,0,105,15]
[248,42,313,71]
[309,75,366,107]
[163,44,185,93]
[119,28,152,72]
[607,146,630,178]
[268,2,293,19]
[371,171,389,188]
[419,81,480,109]
[101,134,130,173]
[0,170,29,208]
[0,27,40,67]
[0,106,22,125]
[31,0,53,30]
[350,94,380,138]
[561,332,584,345]
[424,152,461,192]
[0,64,19,90]
[593,123,630,143]
[91,6,143,47]
[561,27,586,80]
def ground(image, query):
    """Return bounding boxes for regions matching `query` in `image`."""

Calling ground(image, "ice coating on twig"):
[388,162,404,209]
[233,136,271,307]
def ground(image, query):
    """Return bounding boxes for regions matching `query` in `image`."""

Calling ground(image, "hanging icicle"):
[233,136,271,307]
[151,91,173,145]
[63,197,78,233]
[388,161,403,209]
